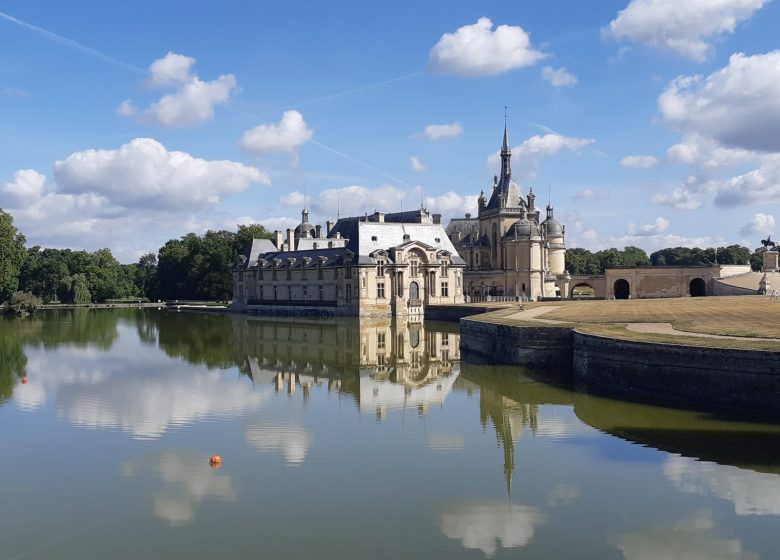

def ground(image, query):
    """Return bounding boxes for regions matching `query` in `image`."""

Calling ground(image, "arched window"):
[409,281,420,300]
[492,224,498,259]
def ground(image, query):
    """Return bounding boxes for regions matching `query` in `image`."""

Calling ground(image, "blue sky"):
[1,0,779,262]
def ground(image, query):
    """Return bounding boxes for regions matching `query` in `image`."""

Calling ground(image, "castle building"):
[446,125,569,300]
[233,208,466,316]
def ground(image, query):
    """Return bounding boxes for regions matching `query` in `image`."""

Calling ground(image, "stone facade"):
[446,126,569,300]
[233,209,466,316]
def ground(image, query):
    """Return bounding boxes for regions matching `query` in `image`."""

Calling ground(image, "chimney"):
[315,224,323,238]
[335,232,341,239]
[432,213,441,225]
[273,230,283,250]
[286,228,294,252]
[374,212,385,223]
[326,221,333,236]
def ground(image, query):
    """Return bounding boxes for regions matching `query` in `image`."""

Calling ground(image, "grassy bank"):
[464,296,780,351]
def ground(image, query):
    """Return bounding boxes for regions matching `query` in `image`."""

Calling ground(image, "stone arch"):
[613,279,630,300]
[689,277,706,297]
[570,282,596,298]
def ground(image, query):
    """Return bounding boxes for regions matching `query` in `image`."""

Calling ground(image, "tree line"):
[565,244,765,275]
[1,208,271,307]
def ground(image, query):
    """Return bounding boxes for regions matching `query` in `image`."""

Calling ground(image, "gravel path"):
[509,306,779,342]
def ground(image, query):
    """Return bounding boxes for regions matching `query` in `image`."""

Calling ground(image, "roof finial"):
[502,106,510,153]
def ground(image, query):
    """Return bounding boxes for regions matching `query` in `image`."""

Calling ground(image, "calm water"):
[1,309,780,559]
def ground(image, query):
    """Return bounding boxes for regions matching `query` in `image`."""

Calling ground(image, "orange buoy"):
[209,455,222,468]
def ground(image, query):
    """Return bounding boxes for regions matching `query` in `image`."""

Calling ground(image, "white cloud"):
[627,216,670,236]
[123,451,236,526]
[739,213,775,236]
[605,0,767,61]
[119,52,238,127]
[665,455,780,516]
[146,74,237,127]
[279,191,306,207]
[439,502,545,557]
[410,155,427,173]
[116,99,136,116]
[573,188,608,201]
[421,122,463,140]
[0,139,271,259]
[541,66,577,87]
[1,169,46,206]
[425,191,479,218]
[571,222,724,253]
[260,216,299,232]
[306,184,407,218]
[651,176,713,210]
[666,134,757,170]
[620,155,660,169]
[614,509,759,560]
[53,137,269,211]
[488,133,595,177]
[713,157,780,207]
[428,17,545,77]
[240,110,313,155]
[148,52,196,86]
[659,51,780,153]
[246,422,313,465]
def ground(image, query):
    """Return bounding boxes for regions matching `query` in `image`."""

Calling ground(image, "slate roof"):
[245,247,350,269]
[328,219,466,265]
[246,238,278,264]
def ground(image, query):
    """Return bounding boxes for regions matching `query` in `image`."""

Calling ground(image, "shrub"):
[4,291,43,317]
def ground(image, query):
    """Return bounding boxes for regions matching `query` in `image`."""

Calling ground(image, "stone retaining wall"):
[458,317,780,416]
[460,318,573,369]
[573,331,780,415]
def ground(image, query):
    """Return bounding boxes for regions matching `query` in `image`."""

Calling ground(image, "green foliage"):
[71,273,92,303]
[565,246,649,274]
[19,246,139,303]
[235,224,273,254]
[154,224,272,301]
[4,291,43,317]
[650,245,751,266]
[0,210,27,302]
[0,318,27,403]
[568,244,752,274]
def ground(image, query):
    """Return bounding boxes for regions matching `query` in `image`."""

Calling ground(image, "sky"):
[1,0,779,262]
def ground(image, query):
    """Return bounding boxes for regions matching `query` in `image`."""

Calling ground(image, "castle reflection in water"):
[236,318,461,420]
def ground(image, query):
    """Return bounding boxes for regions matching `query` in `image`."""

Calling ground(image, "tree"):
[19,247,69,302]
[136,253,158,298]
[234,224,273,255]
[71,273,91,304]
[0,210,27,302]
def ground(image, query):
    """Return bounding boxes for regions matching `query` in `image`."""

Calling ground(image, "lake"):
[1,308,779,559]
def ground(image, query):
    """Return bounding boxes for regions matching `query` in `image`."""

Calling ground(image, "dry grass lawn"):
[467,295,780,351]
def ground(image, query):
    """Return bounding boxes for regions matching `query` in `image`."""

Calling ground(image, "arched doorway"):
[409,281,420,300]
[571,283,596,298]
[689,277,706,297]
[614,279,630,300]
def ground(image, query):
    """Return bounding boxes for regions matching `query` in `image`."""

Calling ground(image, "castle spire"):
[500,108,512,180]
